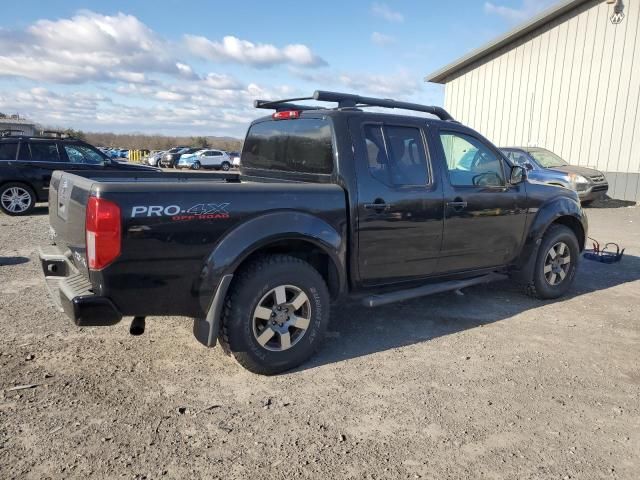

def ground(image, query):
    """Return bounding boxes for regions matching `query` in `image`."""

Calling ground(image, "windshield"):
[527,149,569,168]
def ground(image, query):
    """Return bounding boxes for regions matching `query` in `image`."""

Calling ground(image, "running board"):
[361,273,508,308]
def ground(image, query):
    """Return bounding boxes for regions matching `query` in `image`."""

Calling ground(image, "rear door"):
[434,128,527,272]
[350,117,444,286]
[202,150,223,167]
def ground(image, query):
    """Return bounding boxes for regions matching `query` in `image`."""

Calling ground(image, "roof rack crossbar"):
[313,90,455,121]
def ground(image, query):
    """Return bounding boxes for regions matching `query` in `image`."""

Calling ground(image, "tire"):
[220,255,330,375]
[221,161,231,171]
[0,183,36,216]
[525,225,579,299]
[191,161,201,170]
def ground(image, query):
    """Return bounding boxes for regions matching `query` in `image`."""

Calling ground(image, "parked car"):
[146,150,165,167]
[160,147,198,168]
[228,151,241,168]
[0,133,159,215]
[500,147,608,204]
[39,90,587,375]
[176,149,232,170]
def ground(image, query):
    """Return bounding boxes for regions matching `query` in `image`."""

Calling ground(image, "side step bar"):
[361,273,508,308]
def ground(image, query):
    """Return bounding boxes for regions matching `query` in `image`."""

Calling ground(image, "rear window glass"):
[0,142,18,160]
[242,118,334,174]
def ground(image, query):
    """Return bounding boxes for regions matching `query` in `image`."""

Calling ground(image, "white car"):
[228,151,241,168]
[177,149,232,171]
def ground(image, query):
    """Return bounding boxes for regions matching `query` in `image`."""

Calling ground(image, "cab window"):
[363,124,430,187]
[243,118,334,174]
[440,132,505,187]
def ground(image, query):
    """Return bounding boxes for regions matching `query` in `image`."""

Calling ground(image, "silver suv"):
[501,147,608,204]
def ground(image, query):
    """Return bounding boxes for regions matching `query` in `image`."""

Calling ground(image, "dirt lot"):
[1,203,639,479]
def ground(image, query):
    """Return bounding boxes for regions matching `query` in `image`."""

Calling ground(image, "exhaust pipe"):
[130,316,146,336]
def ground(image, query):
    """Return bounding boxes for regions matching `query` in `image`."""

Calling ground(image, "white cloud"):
[371,3,404,23]
[0,11,182,84]
[484,0,557,23]
[371,32,396,46]
[289,67,422,98]
[338,71,422,97]
[184,35,326,68]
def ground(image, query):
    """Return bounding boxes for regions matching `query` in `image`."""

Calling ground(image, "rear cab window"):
[242,117,334,175]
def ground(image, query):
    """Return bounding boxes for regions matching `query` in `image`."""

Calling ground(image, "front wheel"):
[220,255,330,375]
[221,161,231,171]
[0,183,36,216]
[191,161,201,170]
[526,225,579,299]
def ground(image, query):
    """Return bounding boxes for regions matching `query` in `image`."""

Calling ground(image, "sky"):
[0,0,557,137]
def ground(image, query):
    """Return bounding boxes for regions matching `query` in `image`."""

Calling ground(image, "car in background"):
[227,151,241,168]
[146,150,165,167]
[160,146,195,168]
[501,147,609,204]
[176,149,232,170]
[0,134,159,215]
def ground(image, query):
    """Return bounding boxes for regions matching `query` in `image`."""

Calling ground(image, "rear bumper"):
[39,246,122,327]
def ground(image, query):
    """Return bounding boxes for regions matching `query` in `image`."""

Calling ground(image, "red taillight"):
[272,110,300,120]
[86,197,121,270]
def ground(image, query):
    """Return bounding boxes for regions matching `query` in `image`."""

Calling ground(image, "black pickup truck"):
[40,91,587,374]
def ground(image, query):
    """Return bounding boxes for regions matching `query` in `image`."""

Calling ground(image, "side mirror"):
[524,162,534,171]
[510,165,526,184]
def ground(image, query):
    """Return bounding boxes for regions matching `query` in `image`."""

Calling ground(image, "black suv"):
[0,134,158,215]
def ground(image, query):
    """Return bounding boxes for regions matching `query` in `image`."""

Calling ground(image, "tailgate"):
[48,171,94,276]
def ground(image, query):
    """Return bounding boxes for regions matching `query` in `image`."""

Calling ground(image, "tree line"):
[60,129,243,152]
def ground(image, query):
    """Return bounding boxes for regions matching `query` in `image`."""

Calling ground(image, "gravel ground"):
[1,202,639,479]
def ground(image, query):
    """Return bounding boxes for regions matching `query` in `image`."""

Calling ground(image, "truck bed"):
[46,170,347,318]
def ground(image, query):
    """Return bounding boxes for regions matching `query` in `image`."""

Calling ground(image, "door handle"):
[447,199,468,211]
[364,201,391,211]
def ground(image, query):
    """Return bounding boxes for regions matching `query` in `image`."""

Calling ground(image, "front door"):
[351,117,444,286]
[434,128,527,273]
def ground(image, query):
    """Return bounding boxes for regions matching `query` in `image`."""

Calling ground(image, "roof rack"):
[254,90,455,121]
[40,130,78,140]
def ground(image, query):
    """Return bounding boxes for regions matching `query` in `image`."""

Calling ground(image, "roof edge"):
[425,0,593,84]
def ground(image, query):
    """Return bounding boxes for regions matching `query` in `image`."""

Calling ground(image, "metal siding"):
[440,0,640,201]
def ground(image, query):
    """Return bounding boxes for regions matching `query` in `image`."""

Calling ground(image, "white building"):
[0,116,37,137]
[426,0,639,201]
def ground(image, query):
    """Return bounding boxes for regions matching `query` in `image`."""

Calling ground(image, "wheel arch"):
[200,211,347,307]
[511,195,587,281]
[193,211,346,348]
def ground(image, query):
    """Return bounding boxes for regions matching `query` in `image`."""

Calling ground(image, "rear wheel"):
[525,225,579,299]
[220,255,330,375]
[221,161,231,171]
[0,183,36,216]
